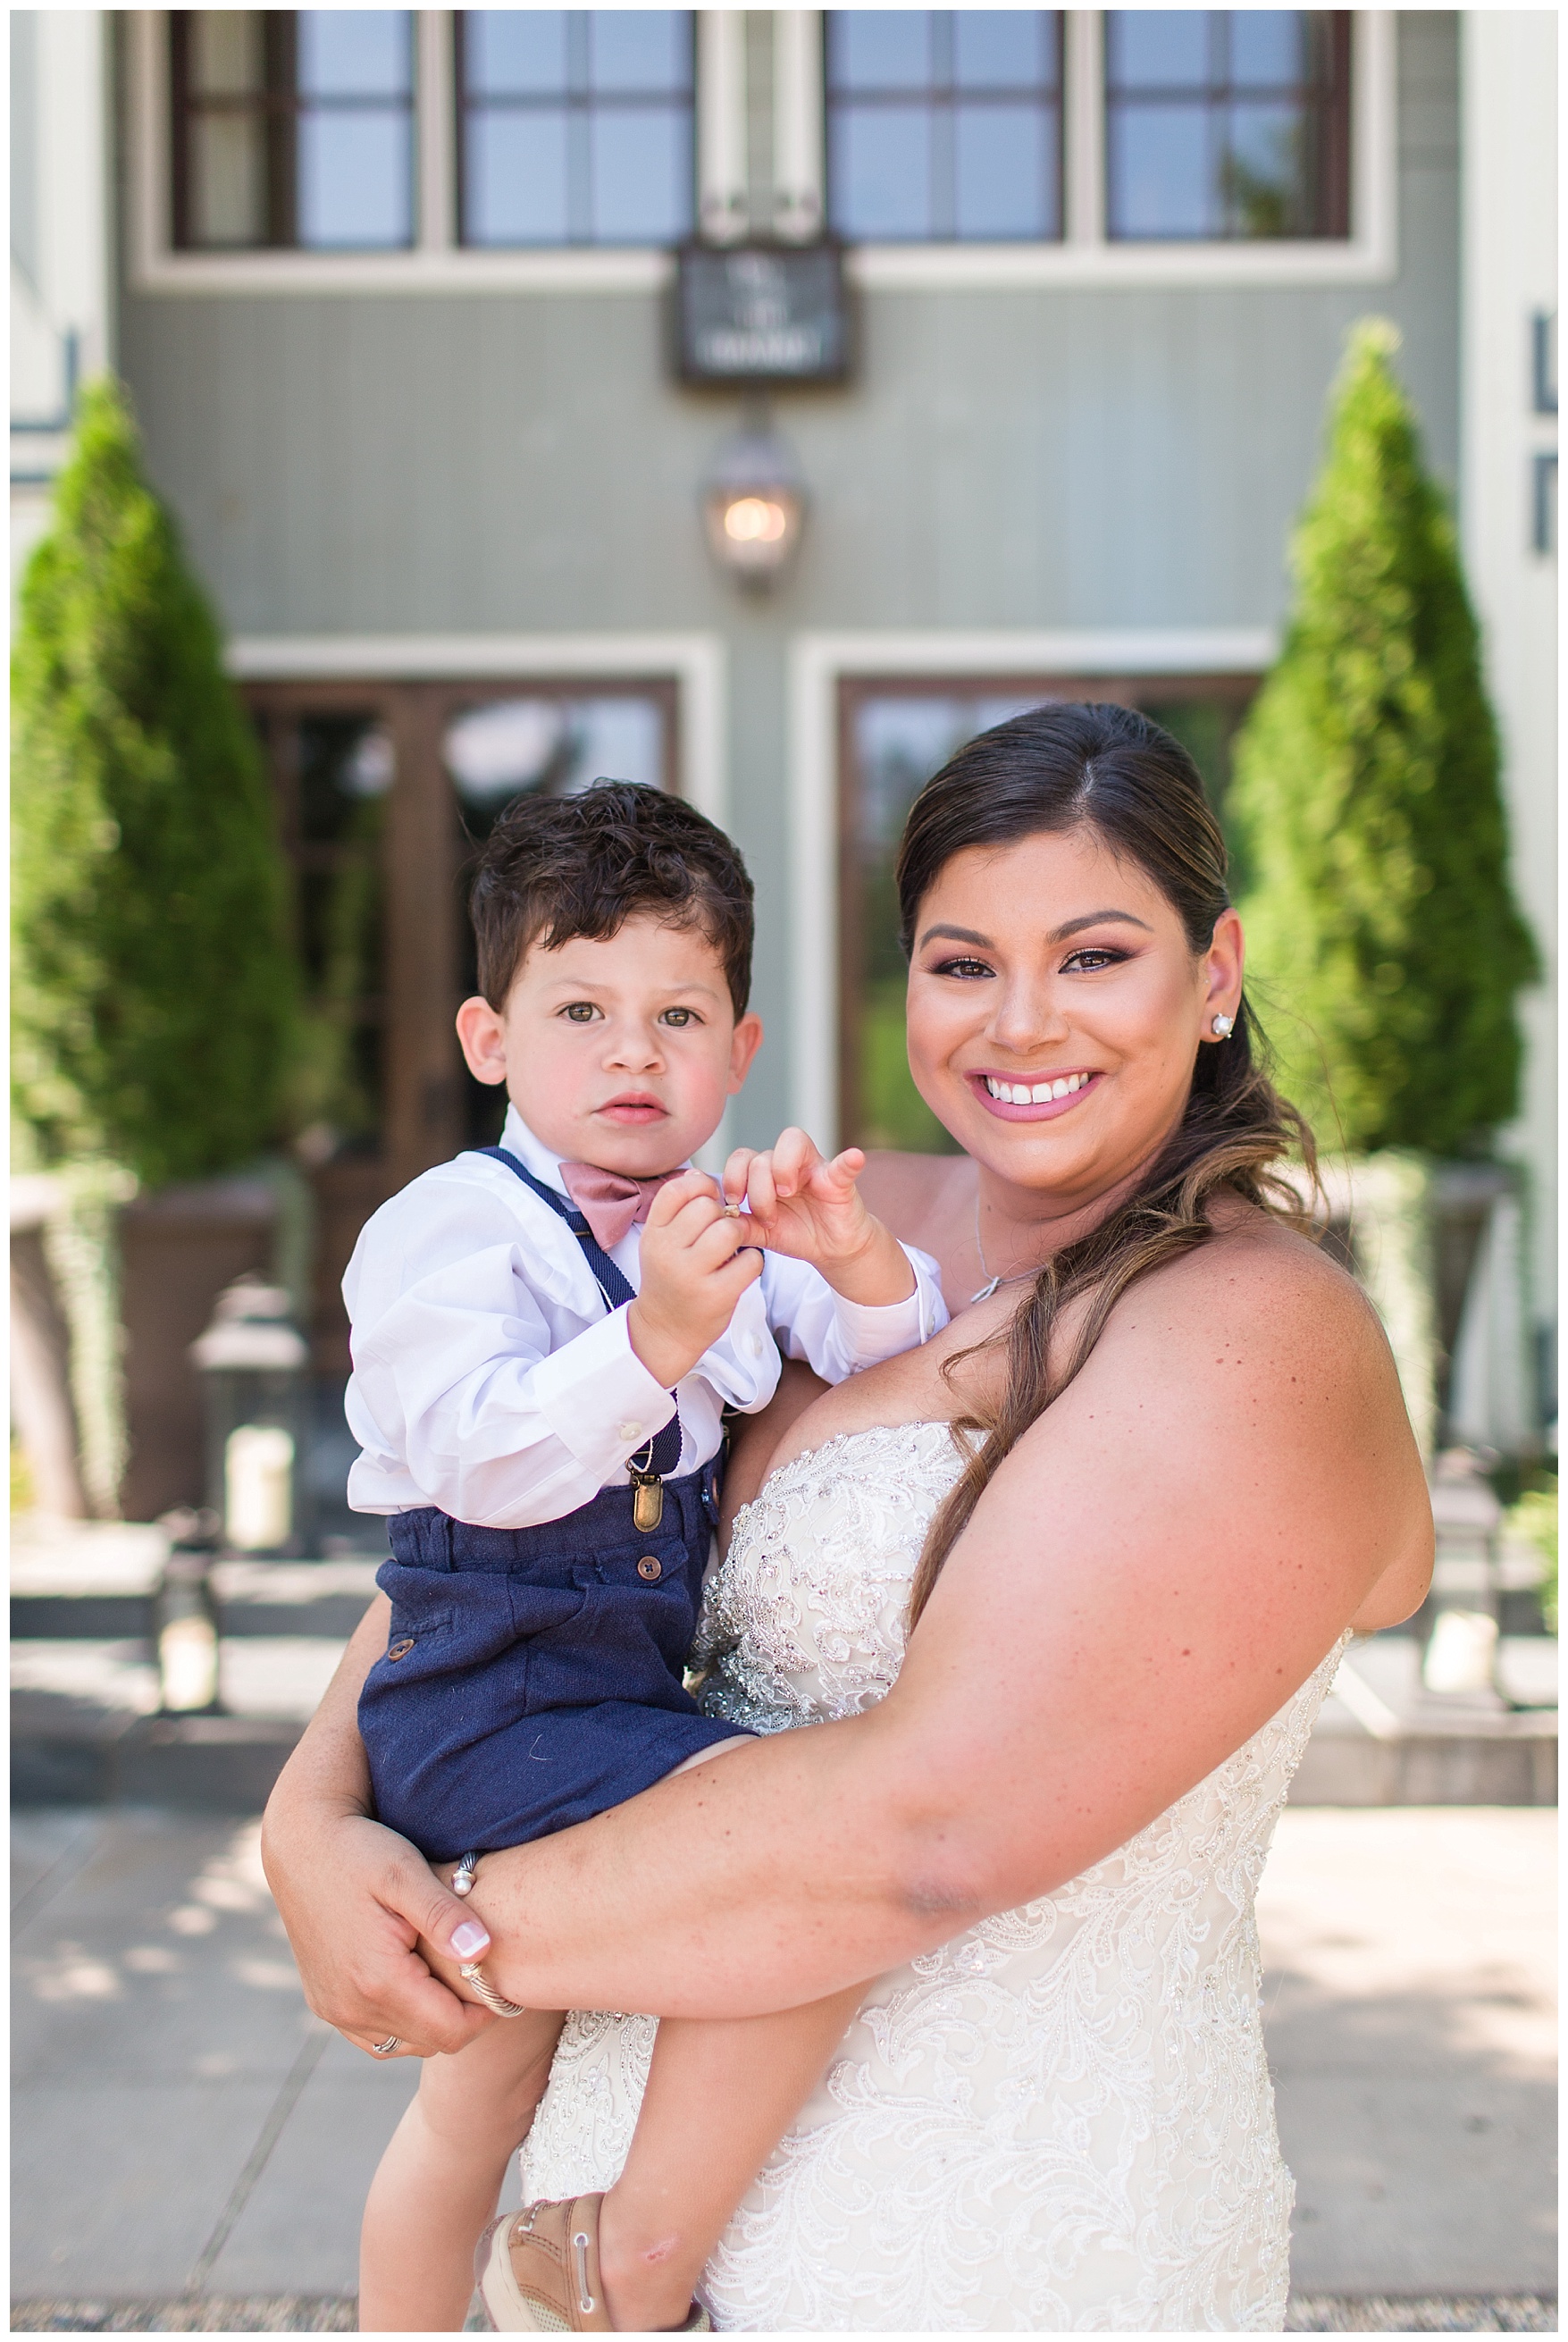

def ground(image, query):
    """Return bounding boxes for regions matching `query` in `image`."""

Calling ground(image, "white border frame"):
[225,632,728,825]
[787,627,1277,1144]
[773,12,826,243]
[129,10,1396,298]
[697,11,748,244]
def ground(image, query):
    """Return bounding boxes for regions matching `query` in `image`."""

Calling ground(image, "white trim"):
[697,12,747,244]
[1351,6,1398,283]
[786,628,1279,1147]
[846,12,1396,292]
[135,245,673,298]
[1062,13,1106,249]
[415,12,456,256]
[128,11,171,285]
[226,633,728,827]
[773,13,825,244]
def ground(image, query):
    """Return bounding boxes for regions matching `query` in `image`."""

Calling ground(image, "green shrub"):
[1506,1482,1558,1636]
[12,377,297,1189]
[1229,320,1538,1155]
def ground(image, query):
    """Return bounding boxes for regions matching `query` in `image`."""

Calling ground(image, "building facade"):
[11,10,1557,1431]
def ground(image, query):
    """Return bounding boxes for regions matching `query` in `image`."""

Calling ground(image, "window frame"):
[823,11,1067,250]
[1102,10,1352,246]
[834,10,1395,291]
[170,10,419,256]
[454,10,698,253]
[129,11,1396,297]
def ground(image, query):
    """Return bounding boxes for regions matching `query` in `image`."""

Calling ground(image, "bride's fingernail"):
[450,1918,490,1958]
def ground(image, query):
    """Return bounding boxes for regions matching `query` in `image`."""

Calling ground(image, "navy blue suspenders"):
[478,1146,683,1525]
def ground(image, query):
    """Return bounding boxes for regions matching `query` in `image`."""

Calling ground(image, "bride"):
[264,702,1431,2330]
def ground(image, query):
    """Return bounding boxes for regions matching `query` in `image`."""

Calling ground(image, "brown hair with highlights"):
[897,701,1322,1628]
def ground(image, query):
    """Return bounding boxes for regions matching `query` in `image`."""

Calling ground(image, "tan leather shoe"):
[475,2194,711,2333]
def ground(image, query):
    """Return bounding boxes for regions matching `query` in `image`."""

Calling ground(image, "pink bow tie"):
[558,1162,686,1251]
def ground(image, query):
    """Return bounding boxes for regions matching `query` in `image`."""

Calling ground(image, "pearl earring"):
[1211,1013,1235,1038]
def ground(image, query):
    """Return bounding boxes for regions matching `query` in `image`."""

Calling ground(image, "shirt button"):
[637,1556,662,1582]
[617,1421,642,1440]
[387,1637,415,1661]
[745,1333,764,1358]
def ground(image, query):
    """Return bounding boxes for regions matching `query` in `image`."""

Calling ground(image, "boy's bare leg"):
[360,2006,565,2332]
[595,1985,866,2331]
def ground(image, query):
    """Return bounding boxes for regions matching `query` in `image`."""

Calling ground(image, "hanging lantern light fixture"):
[701,416,807,590]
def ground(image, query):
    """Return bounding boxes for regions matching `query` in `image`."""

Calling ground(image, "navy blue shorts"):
[357,1467,749,1863]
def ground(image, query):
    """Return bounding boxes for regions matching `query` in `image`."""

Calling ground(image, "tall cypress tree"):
[1230,319,1537,1156]
[13,376,297,1187]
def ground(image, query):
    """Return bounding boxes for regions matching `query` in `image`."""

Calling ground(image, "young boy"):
[346,783,946,2332]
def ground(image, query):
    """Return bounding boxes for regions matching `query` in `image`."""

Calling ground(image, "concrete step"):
[1292,1705,1558,1805]
[10,1710,307,1812]
[11,1635,352,1812]
[10,1528,382,1811]
[11,1517,382,1641]
[1291,1634,1557,1806]
[11,1525,1558,1812]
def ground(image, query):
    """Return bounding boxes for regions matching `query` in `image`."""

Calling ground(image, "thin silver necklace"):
[969,1196,1044,1304]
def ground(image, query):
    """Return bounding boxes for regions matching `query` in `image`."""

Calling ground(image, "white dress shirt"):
[344,1106,947,1529]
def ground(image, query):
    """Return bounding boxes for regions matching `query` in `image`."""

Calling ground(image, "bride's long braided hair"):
[902,702,1321,1629]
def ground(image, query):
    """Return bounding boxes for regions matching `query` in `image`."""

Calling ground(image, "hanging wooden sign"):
[675,242,850,386]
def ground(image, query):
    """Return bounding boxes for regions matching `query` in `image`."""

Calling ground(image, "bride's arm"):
[261,1594,499,2056]
[413,1234,1431,2018]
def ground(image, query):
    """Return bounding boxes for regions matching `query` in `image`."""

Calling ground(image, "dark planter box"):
[118,1177,278,1521]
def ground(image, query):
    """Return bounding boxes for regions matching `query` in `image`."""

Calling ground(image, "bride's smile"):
[906,822,1244,1255]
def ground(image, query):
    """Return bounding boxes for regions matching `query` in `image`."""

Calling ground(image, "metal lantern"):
[191,1278,310,1557]
[155,1546,222,1715]
[1421,1449,1506,1705]
[701,419,807,589]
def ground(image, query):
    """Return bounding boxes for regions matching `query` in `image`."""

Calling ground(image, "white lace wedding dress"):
[520,1423,1344,2331]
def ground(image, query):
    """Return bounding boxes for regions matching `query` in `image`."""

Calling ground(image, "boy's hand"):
[722,1129,917,1310]
[627,1169,764,1390]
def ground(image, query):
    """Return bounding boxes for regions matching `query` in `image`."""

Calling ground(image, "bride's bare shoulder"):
[1047,1199,1432,1630]
[1099,1196,1396,1401]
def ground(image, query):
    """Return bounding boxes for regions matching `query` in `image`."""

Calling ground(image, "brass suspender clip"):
[630,1472,664,1532]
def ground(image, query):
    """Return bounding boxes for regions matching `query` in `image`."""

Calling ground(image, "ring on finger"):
[371,2035,400,2055]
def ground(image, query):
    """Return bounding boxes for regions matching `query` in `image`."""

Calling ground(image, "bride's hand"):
[723,1129,917,1309]
[261,1803,498,2061]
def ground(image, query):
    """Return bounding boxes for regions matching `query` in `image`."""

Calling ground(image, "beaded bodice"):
[521,1422,1343,2331]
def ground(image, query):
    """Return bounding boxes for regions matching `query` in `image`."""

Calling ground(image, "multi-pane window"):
[172,12,415,250]
[826,13,1063,244]
[1105,11,1351,241]
[458,13,695,248]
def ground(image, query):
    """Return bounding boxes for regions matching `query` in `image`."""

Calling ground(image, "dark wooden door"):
[245,675,679,1367]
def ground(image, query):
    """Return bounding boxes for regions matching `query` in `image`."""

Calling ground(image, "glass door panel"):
[247,675,681,1342]
[291,713,393,1159]
[440,684,677,1147]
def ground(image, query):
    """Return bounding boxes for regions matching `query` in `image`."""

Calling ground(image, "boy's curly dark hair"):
[470,782,755,1014]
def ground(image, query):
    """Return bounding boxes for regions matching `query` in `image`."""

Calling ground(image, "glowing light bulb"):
[723,495,789,544]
